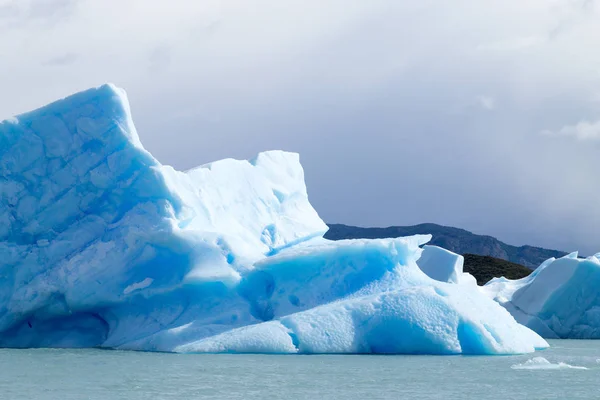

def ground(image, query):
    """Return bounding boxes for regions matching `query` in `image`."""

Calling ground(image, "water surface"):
[0,340,597,399]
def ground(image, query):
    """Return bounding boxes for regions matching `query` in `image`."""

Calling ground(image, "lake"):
[0,340,597,399]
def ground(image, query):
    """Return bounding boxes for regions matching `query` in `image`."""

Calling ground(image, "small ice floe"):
[511,357,588,370]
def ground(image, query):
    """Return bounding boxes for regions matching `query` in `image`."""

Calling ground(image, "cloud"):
[477,96,496,110]
[477,36,544,51]
[148,45,172,73]
[0,0,76,29]
[548,0,597,39]
[28,0,75,19]
[1,0,600,255]
[43,52,78,66]
[542,120,600,141]
[0,2,19,20]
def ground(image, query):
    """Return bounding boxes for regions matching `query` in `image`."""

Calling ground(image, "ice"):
[175,238,545,354]
[177,280,546,355]
[511,357,588,370]
[417,245,476,285]
[483,252,600,338]
[0,84,548,354]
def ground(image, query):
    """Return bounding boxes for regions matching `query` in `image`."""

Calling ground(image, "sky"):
[0,0,599,254]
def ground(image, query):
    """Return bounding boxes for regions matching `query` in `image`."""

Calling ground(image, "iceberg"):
[0,84,547,354]
[483,252,600,339]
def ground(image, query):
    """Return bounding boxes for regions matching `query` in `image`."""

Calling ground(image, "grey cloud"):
[43,52,78,66]
[0,0,76,29]
[148,45,172,73]
[548,0,598,39]
[28,0,76,20]
[578,0,596,10]
[476,36,544,51]
[0,3,19,19]
[2,0,600,256]
[477,96,496,110]
[542,120,600,140]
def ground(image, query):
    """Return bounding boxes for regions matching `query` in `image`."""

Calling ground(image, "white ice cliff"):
[0,84,547,354]
[483,252,600,339]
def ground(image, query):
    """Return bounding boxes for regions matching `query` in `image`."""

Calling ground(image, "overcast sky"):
[1,0,599,254]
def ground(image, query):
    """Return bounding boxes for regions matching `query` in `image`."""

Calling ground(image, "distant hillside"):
[462,254,532,285]
[325,223,566,269]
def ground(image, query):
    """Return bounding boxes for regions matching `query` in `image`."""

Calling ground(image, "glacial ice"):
[0,84,548,354]
[417,245,477,285]
[511,357,588,370]
[483,252,600,339]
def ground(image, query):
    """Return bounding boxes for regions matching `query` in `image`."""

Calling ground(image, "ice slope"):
[483,252,600,339]
[0,84,547,354]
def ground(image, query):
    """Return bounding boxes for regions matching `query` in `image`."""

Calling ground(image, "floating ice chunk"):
[511,357,588,370]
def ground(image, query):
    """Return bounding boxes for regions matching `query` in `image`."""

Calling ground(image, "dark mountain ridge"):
[325,223,567,269]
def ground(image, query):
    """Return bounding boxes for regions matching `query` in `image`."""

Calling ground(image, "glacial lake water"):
[0,340,598,399]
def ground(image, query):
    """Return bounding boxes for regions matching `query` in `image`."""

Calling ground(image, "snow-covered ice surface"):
[0,84,547,354]
[483,252,600,339]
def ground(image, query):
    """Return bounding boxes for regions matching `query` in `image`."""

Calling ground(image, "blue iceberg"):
[484,252,600,339]
[0,84,547,354]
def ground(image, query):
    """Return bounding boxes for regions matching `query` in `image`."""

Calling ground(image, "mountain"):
[324,223,566,269]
